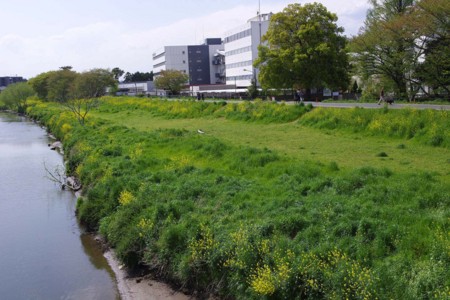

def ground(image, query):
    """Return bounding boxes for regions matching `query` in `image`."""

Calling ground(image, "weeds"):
[26,99,449,299]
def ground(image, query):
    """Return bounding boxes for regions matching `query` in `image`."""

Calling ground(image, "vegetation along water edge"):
[25,97,449,299]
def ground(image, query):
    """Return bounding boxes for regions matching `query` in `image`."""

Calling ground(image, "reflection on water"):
[0,113,119,300]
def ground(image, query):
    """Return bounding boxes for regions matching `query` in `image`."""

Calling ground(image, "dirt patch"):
[103,250,190,300]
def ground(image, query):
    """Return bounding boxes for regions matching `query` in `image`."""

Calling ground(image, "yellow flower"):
[118,190,134,205]
[249,264,276,295]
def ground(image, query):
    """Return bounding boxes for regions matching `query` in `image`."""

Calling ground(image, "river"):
[0,112,119,300]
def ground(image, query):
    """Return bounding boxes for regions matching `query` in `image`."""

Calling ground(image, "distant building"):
[0,76,27,91]
[223,13,272,89]
[152,38,225,86]
[115,81,155,96]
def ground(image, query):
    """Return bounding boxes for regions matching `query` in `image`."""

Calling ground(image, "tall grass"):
[26,100,449,299]
[99,96,312,123]
[299,107,450,148]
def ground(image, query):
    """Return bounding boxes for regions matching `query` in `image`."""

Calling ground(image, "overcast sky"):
[0,0,370,79]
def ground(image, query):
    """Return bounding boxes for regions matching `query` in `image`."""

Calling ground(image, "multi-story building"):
[115,81,155,96]
[223,13,272,89]
[152,38,224,86]
[0,76,26,90]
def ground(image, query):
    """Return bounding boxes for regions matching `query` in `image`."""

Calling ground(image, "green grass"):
[26,98,450,299]
[93,107,450,181]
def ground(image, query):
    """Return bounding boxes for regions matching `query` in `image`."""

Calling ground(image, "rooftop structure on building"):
[152,38,225,86]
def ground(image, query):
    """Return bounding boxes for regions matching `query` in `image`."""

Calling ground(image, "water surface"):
[0,113,119,300]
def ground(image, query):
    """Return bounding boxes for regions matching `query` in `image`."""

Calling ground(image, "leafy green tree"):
[351,0,450,100]
[124,71,153,82]
[71,69,116,99]
[47,69,78,102]
[417,37,450,97]
[154,70,188,95]
[29,68,116,124]
[0,82,35,113]
[350,0,441,100]
[254,3,349,98]
[64,69,116,125]
[247,79,259,99]
[28,71,56,100]
[413,0,450,97]
[112,67,125,81]
[351,80,359,94]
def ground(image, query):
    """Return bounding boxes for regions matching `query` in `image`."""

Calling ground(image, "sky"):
[0,0,370,79]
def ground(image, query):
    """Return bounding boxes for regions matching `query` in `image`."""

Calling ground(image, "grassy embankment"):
[27,97,449,299]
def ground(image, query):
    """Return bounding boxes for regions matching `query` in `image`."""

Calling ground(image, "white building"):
[153,46,189,77]
[223,13,272,89]
[116,81,155,96]
[152,39,225,87]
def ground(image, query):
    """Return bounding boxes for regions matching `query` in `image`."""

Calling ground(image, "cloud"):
[0,1,369,78]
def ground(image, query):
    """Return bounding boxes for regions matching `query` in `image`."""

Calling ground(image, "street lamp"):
[243,68,258,99]
[243,68,257,87]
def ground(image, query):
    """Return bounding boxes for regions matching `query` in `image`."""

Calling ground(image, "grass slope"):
[26,98,449,299]
[93,103,450,181]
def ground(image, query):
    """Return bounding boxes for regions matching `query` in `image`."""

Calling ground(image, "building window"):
[182,50,185,54]
[183,60,186,64]
[153,61,166,68]
[224,28,252,43]
[152,52,165,60]
[225,60,253,69]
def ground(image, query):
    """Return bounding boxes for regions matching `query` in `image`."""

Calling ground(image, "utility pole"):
[257,0,261,89]
[258,0,262,43]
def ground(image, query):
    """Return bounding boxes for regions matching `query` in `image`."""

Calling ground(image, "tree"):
[350,0,423,100]
[28,71,56,100]
[65,69,116,125]
[112,67,124,81]
[0,82,35,113]
[29,68,116,125]
[416,37,450,96]
[254,3,349,98]
[247,78,259,99]
[154,70,188,95]
[71,69,116,99]
[46,69,78,102]
[351,0,449,101]
[123,71,153,82]
[413,0,450,97]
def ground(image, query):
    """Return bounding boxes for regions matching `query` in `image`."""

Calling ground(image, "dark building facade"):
[188,39,222,85]
[188,45,210,85]
[0,76,26,87]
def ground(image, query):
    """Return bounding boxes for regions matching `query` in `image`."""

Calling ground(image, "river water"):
[0,113,119,300]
